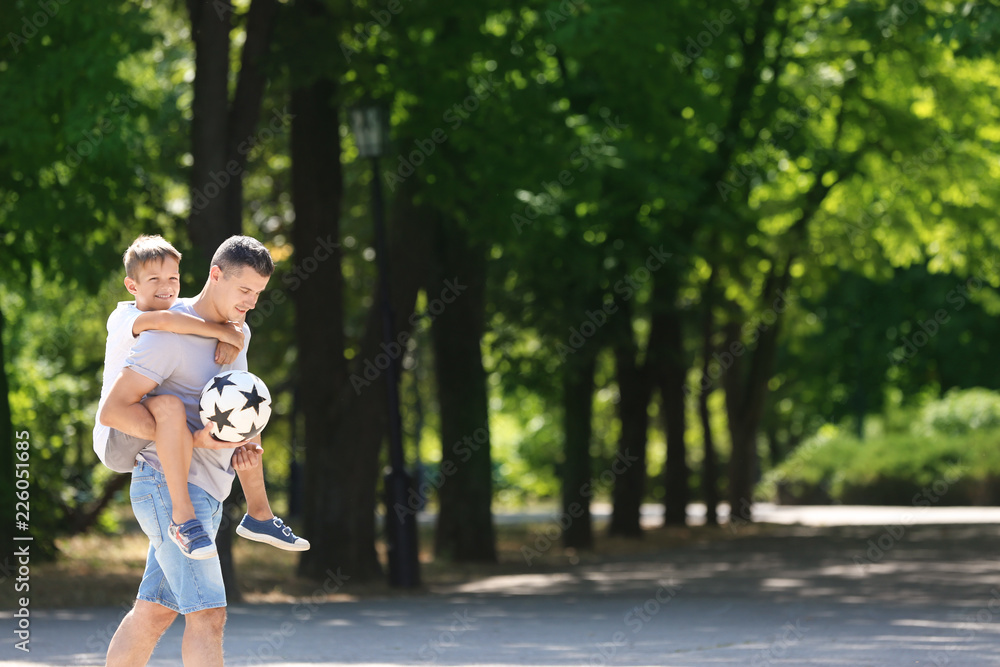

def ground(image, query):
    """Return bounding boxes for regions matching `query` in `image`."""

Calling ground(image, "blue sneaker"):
[168,519,217,560]
[236,514,310,551]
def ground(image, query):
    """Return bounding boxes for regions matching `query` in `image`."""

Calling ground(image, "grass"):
[1,511,763,610]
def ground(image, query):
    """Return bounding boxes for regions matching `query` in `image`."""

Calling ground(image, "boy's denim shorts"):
[130,461,226,614]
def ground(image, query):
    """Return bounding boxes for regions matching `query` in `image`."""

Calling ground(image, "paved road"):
[5,507,1000,666]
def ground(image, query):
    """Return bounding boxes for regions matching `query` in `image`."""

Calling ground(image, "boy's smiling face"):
[125,256,181,312]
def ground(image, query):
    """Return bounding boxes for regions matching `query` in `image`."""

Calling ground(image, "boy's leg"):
[234,450,310,551]
[235,455,273,521]
[143,395,195,525]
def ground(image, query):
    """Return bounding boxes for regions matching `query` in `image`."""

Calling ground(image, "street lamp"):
[349,103,421,588]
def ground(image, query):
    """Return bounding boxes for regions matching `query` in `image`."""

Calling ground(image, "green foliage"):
[762,389,1000,505]
[917,387,1000,436]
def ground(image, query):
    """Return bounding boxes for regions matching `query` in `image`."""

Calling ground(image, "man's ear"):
[124,276,139,296]
[209,265,223,282]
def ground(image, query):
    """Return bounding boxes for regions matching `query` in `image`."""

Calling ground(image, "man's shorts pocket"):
[130,492,163,549]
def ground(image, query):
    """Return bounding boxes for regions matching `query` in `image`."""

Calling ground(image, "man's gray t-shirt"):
[126,298,252,502]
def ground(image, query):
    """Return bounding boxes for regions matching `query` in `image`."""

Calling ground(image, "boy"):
[94,235,308,558]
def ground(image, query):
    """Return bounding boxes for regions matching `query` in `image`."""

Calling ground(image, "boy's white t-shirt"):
[92,301,144,468]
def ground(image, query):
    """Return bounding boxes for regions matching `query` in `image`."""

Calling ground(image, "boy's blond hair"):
[123,235,182,280]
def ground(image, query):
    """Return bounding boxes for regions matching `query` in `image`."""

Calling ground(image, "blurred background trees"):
[3,0,1000,583]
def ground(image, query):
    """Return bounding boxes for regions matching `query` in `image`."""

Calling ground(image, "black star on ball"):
[207,403,235,431]
[240,385,267,414]
[239,422,263,440]
[208,373,237,394]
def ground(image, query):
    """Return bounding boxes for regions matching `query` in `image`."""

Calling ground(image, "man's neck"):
[191,285,225,323]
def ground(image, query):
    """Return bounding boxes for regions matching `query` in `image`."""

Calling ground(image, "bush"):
[761,389,1000,505]
[918,388,1000,436]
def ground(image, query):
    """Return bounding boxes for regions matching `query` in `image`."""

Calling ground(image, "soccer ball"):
[199,370,272,443]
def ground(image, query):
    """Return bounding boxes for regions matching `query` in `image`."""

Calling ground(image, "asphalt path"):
[5,506,1000,666]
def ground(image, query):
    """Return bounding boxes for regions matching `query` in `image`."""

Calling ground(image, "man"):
[100,236,274,667]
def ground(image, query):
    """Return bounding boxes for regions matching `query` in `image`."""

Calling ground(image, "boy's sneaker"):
[236,514,311,551]
[168,519,218,560]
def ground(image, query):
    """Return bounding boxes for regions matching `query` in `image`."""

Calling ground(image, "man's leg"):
[182,607,227,667]
[143,394,196,525]
[106,600,177,667]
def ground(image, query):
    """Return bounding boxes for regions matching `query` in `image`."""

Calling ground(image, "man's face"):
[126,257,180,312]
[212,265,270,324]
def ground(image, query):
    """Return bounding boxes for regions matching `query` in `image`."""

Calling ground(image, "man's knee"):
[187,607,227,634]
[132,600,177,634]
[144,394,185,421]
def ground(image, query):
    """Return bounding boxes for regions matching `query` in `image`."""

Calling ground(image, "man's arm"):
[98,368,160,440]
[133,311,244,349]
[102,366,236,450]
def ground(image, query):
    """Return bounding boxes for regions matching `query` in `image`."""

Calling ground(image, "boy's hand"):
[232,444,263,471]
[214,341,240,365]
[192,425,247,450]
[218,322,245,349]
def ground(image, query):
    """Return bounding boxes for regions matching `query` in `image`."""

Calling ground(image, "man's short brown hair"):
[211,235,274,278]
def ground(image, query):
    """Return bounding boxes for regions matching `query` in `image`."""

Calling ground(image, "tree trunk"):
[186,0,236,260]
[561,353,596,550]
[287,78,371,580]
[724,268,791,524]
[223,0,279,233]
[294,113,431,581]
[184,0,279,598]
[657,306,690,526]
[722,319,753,524]
[608,301,649,538]
[698,276,719,526]
[429,219,496,562]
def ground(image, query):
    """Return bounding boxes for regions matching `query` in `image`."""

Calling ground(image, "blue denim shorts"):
[130,461,227,614]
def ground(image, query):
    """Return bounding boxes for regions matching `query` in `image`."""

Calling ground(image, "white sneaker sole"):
[236,524,311,551]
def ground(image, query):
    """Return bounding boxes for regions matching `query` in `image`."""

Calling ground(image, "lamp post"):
[349,104,420,588]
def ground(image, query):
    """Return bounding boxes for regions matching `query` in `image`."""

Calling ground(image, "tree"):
[0,0,158,556]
